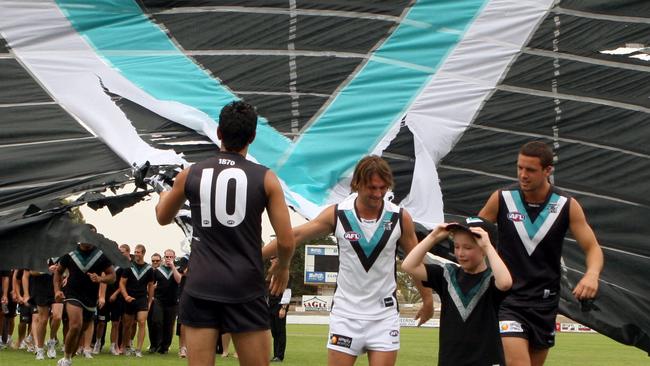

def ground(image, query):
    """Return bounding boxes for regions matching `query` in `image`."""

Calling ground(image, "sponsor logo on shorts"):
[330,334,352,348]
[389,329,399,337]
[383,297,395,307]
[499,320,524,333]
[507,212,525,222]
[344,231,361,241]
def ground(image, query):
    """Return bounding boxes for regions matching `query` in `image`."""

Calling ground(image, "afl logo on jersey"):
[344,231,361,241]
[507,212,525,222]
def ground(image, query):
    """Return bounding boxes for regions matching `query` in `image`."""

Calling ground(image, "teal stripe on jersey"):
[448,266,492,307]
[511,191,562,240]
[342,210,394,257]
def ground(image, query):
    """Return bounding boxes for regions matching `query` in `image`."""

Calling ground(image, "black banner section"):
[0,212,129,272]
[145,3,405,137]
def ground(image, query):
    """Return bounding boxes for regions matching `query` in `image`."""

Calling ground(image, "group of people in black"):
[0,226,190,366]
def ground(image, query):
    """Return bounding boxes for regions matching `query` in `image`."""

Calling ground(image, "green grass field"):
[0,324,646,365]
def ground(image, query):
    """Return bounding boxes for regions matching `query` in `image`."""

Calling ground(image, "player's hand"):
[55,291,65,302]
[21,295,30,305]
[88,273,101,283]
[573,271,599,300]
[279,308,287,319]
[430,223,451,241]
[469,227,491,250]
[125,295,135,303]
[268,265,289,297]
[98,298,105,309]
[48,264,58,273]
[109,293,118,303]
[414,297,434,326]
[1,295,7,304]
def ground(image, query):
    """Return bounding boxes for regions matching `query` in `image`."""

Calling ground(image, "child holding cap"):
[402,217,512,366]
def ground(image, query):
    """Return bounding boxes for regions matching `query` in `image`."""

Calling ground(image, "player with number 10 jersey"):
[184,153,269,302]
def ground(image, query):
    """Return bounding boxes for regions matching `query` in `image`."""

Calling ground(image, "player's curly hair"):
[350,155,394,192]
[218,101,257,151]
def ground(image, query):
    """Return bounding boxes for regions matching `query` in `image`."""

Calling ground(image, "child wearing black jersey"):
[402,217,512,366]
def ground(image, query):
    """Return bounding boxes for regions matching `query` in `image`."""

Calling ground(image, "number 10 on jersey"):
[199,168,248,227]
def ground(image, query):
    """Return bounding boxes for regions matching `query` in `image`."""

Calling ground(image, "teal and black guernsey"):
[59,247,112,308]
[497,185,571,307]
[423,263,506,366]
[123,262,154,299]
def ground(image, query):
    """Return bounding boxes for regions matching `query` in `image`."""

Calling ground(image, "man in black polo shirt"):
[146,252,161,352]
[156,100,295,366]
[149,249,182,354]
[119,244,154,357]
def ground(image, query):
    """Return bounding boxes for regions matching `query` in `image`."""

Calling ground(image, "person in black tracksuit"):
[269,286,291,362]
[149,249,181,354]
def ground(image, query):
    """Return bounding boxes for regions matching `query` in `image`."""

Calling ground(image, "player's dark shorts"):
[100,297,124,322]
[97,296,124,322]
[499,303,558,349]
[18,304,35,323]
[96,301,109,322]
[31,275,55,307]
[64,299,96,322]
[123,296,149,315]
[179,292,270,334]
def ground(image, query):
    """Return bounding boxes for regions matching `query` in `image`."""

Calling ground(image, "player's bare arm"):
[401,224,451,281]
[478,190,500,222]
[53,264,66,302]
[89,266,115,285]
[98,282,107,309]
[21,269,30,304]
[569,198,604,300]
[1,275,8,303]
[156,168,189,225]
[119,276,133,303]
[264,170,296,296]
[262,205,337,260]
[398,209,434,326]
[470,227,512,291]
